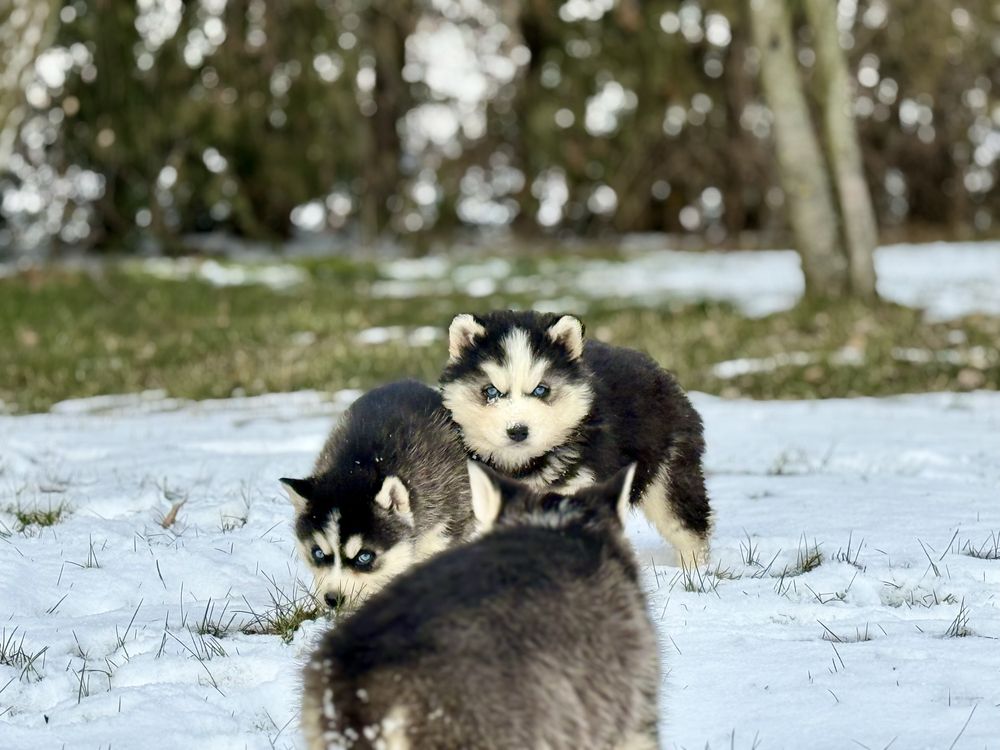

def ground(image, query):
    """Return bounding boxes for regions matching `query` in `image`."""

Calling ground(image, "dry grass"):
[2,255,999,413]
[238,578,327,643]
[0,628,48,683]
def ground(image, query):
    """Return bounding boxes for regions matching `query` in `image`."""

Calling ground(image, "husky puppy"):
[440,310,711,564]
[301,461,660,750]
[281,380,473,611]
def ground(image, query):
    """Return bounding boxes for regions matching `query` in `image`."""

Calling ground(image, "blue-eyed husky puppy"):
[440,310,712,564]
[301,461,661,750]
[281,380,474,611]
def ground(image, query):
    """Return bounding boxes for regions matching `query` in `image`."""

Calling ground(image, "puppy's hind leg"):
[614,716,660,750]
[638,435,712,566]
[380,705,411,750]
[614,733,659,750]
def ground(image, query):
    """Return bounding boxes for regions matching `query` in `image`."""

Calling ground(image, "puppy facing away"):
[301,461,661,750]
[440,310,712,565]
[281,380,474,611]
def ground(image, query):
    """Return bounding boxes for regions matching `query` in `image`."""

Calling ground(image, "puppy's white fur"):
[638,463,709,566]
[374,475,414,526]
[468,461,502,530]
[281,480,309,514]
[448,314,486,361]
[442,327,593,472]
[297,520,417,610]
[546,315,584,360]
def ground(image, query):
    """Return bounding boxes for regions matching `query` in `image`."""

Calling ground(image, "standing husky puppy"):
[281,380,473,611]
[302,462,660,750]
[440,310,711,564]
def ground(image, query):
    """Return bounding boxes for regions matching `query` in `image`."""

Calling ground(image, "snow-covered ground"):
[1,390,999,749]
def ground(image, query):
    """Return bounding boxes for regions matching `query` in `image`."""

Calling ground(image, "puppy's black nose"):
[507,424,529,443]
[324,592,346,609]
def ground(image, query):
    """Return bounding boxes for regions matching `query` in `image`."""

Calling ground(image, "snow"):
[876,243,1000,321]
[133,257,309,290]
[375,241,1000,320]
[354,326,442,347]
[1,390,999,749]
[710,351,816,379]
[570,249,804,317]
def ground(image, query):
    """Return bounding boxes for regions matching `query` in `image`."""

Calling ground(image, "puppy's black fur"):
[581,338,710,535]
[442,310,710,535]
[302,465,660,750]
[283,379,473,609]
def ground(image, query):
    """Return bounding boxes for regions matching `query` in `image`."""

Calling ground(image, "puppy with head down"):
[281,379,474,612]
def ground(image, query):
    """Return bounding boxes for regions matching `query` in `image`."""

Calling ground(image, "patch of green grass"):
[238,581,326,643]
[2,256,998,412]
[8,502,68,530]
[772,535,825,579]
[672,562,739,595]
[794,537,824,574]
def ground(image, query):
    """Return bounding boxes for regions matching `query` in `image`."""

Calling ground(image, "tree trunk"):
[360,0,414,247]
[748,0,848,299]
[722,34,763,236]
[508,0,553,235]
[804,0,878,300]
[0,0,58,169]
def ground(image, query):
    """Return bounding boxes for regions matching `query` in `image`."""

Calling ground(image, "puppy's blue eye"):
[483,385,501,401]
[355,550,376,569]
[531,384,550,398]
[311,546,326,564]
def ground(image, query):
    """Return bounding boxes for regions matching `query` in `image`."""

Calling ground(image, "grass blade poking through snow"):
[238,576,326,642]
[943,599,973,638]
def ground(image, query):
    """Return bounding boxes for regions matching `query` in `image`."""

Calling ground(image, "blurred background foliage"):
[2,0,999,256]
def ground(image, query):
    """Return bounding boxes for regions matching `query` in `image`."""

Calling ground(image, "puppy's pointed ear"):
[374,475,414,526]
[448,314,486,361]
[467,461,503,529]
[546,315,585,360]
[597,463,637,525]
[280,477,313,514]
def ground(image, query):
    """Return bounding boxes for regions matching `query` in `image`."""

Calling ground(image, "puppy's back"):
[311,379,470,534]
[313,379,446,475]
[302,527,658,750]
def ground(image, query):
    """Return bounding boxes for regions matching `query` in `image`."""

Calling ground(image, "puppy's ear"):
[375,475,414,526]
[448,314,486,361]
[546,315,585,360]
[280,477,313,514]
[591,463,636,525]
[467,461,503,529]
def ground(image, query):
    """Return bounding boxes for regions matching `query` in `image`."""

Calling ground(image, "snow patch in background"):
[135,257,309,290]
[5,241,1000,322]
[875,242,1000,320]
[570,248,803,316]
[373,240,1000,321]
[354,326,442,346]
